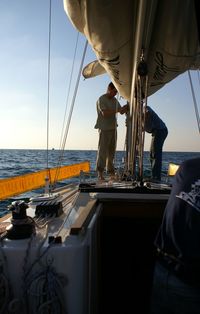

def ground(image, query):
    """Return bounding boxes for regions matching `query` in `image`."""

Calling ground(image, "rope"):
[113,93,120,173]
[0,195,78,313]
[22,237,65,313]
[188,70,200,134]
[26,266,67,314]
[21,225,68,313]
[131,67,148,183]
[127,0,156,177]
[138,75,149,182]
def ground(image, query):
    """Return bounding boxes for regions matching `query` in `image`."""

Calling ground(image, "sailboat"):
[0,0,200,313]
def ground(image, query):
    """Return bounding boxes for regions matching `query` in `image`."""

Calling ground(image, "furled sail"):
[64,0,200,101]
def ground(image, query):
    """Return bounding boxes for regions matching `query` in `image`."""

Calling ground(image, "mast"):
[126,0,158,180]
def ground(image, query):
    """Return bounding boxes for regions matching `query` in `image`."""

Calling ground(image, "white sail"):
[64,0,200,100]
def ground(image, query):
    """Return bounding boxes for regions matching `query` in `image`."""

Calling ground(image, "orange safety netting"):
[0,161,90,200]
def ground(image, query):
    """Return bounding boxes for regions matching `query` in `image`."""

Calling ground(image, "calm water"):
[0,149,200,216]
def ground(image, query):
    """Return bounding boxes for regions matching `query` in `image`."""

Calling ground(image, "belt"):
[156,248,182,265]
[156,248,182,274]
[156,248,200,287]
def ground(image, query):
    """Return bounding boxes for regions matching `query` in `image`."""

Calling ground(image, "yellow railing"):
[0,161,90,200]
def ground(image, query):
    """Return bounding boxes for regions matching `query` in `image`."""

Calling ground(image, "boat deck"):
[0,182,170,314]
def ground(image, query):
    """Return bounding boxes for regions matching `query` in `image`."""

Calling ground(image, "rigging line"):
[58,32,80,152]
[53,40,88,187]
[115,94,127,174]
[122,109,128,169]
[188,70,200,134]
[135,78,143,180]
[138,81,144,180]
[114,93,120,169]
[139,76,148,182]
[60,39,88,153]
[114,96,118,169]
[128,0,156,177]
[46,0,52,172]
[197,69,200,86]
[120,109,130,179]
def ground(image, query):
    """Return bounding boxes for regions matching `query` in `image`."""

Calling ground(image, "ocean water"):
[0,149,200,216]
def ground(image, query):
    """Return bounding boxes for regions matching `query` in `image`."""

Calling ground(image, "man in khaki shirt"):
[95,82,128,180]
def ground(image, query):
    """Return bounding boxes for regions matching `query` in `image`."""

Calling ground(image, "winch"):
[6,200,35,239]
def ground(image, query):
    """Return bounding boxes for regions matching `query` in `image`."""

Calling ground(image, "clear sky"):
[0,0,199,152]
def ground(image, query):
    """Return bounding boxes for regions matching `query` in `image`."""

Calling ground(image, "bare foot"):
[98,171,105,181]
[109,173,116,181]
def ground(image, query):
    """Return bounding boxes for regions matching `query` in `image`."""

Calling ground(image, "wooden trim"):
[70,199,97,235]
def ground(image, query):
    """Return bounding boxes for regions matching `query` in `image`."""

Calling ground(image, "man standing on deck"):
[144,106,168,182]
[95,82,128,180]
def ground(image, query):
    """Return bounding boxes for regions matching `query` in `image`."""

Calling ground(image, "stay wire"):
[188,70,200,134]
[52,32,80,190]
[46,0,52,173]
[52,40,88,187]
[58,32,80,152]
[198,69,200,86]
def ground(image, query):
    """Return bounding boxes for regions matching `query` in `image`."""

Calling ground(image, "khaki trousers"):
[96,129,117,174]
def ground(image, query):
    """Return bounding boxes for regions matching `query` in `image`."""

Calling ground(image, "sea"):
[0,149,200,217]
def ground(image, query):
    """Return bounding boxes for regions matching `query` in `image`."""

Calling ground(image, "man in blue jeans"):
[144,106,168,181]
[151,157,200,313]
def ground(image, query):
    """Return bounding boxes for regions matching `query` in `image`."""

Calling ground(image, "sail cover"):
[64,0,200,101]
[82,60,106,79]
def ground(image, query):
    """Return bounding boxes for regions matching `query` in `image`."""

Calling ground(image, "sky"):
[0,0,199,152]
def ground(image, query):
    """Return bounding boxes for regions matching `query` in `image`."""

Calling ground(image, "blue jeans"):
[150,261,200,314]
[150,128,168,180]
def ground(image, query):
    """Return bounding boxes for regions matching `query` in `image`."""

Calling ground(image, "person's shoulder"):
[100,93,107,99]
[98,94,107,102]
[175,157,200,189]
[181,157,200,170]
[176,158,200,181]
